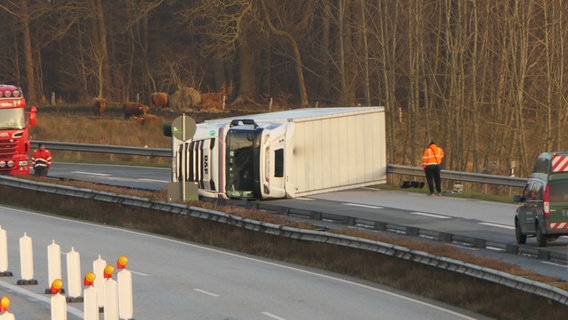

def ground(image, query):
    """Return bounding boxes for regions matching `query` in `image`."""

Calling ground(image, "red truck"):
[0,84,37,175]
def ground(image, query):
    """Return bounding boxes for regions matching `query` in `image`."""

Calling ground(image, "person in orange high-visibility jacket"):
[422,141,444,196]
[32,144,52,177]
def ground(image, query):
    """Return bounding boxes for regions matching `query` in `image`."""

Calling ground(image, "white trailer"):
[171,107,386,199]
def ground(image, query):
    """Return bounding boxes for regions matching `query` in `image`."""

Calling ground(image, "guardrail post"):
[406,226,419,237]
[438,232,452,243]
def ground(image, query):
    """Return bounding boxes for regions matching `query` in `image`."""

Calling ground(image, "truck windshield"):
[225,128,262,199]
[0,108,25,129]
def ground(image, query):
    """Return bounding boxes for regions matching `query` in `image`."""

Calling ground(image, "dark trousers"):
[34,166,48,177]
[424,165,442,194]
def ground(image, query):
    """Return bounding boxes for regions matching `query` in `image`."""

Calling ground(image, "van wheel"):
[515,219,526,244]
[536,222,547,247]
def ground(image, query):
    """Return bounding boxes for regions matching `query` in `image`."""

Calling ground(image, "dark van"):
[514,152,568,247]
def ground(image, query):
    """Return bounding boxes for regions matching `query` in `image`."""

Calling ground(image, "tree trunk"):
[260,0,309,107]
[20,0,37,102]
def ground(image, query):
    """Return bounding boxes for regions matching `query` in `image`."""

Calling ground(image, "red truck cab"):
[0,84,37,175]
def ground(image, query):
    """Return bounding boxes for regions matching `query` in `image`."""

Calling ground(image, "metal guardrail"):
[388,164,529,188]
[32,141,530,188]
[0,175,566,306]
[31,141,171,158]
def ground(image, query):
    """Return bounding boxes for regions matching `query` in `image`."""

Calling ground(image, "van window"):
[525,181,543,200]
[548,180,568,202]
[533,157,549,174]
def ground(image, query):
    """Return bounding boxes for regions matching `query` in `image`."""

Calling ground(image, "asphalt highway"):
[0,204,489,320]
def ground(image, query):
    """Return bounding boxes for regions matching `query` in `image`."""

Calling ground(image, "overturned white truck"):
[171,107,387,199]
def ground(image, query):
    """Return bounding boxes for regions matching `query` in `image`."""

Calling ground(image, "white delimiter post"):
[66,248,82,301]
[51,292,67,320]
[0,311,15,320]
[83,285,97,320]
[18,233,37,284]
[83,272,98,320]
[0,226,11,275]
[104,273,119,320]
[118,269,133,319]
[93,256,107,310]
[46,241,62,293]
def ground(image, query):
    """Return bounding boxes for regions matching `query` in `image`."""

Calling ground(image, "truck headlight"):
[0,161,5,168]
[7,160,14,167]
[19,160,28,167]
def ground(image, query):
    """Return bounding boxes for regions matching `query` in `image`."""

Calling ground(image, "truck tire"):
[515,219,526,244]
[536,221,547,247]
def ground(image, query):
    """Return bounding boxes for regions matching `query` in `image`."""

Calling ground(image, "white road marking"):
[478,222,514,230]
[194,288,219,297]
[139,178,167,183]
[410,211,450,219]
[541,261,568,268]
[262,311,287,320]
[343,203,383,209]
[71,171,108,176]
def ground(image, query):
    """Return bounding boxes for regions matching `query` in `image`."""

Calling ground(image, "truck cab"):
[514,152,568,247]
[0,85,37,175]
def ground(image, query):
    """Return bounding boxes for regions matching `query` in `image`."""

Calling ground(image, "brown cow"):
[151,92,169,109]
[123,102,150,119]
[92,97,106,116]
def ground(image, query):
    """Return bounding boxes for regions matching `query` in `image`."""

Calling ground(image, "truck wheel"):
[536,222,547,247]
[515,219,526,244]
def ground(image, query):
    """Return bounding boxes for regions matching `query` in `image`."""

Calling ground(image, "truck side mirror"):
[513,195,524,202]
[28,106,37,127]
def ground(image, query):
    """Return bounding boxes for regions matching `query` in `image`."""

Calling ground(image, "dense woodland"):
[1,0,568,177]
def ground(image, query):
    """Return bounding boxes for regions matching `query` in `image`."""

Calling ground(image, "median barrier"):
[0,175,565,307]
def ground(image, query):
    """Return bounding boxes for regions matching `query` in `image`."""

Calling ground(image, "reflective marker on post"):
[0,296,15,320]
[50,279,67,320]
[103,265,119,320]
[83,272,98,320]
[117,256,134,319]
